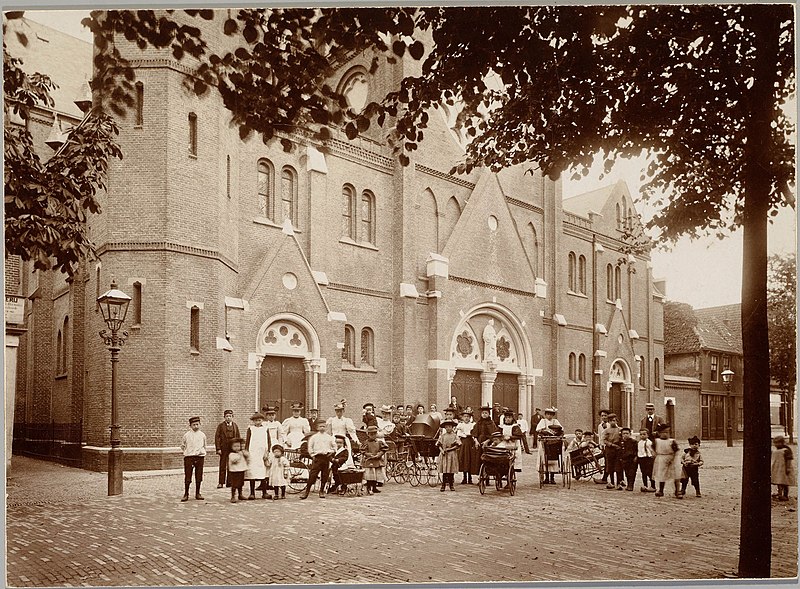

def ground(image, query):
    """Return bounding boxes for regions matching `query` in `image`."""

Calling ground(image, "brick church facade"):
[7,14,665,470]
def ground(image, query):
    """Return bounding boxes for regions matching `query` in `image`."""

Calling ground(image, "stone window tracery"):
[456,330,474,358]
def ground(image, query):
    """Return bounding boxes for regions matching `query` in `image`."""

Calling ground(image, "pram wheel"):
[478,464,487,495]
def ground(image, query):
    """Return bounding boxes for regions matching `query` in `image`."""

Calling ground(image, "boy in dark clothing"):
[329,435,350,495]
[600,413,622,489]
[618,427,639,491]
[362,403,378,429]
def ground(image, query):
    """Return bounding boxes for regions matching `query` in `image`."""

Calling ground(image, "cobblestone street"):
[6,442,797,586]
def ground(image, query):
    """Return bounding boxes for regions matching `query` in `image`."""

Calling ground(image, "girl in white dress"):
[266,444,290,500]
[244,413,269,499]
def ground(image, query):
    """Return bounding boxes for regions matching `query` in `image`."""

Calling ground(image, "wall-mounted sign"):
[5,295,25,325]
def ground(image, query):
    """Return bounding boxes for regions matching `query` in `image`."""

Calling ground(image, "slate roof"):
[664,301,742,355]
[562,181,620,217]
[5,17,91,119]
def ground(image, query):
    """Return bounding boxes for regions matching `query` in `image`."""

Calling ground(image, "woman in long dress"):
[326,402,358,467]
[535,407,562,483]
[244,413,269,499]
[282,403,310,450]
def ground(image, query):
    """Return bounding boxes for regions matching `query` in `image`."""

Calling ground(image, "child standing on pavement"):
[227,437,248,503]
[437,419,461,492]
[771,434,794,501]
[618,427,638,491]
[637,428,656,492]
[652,423,682,498]
[360,425,388,495]
[680,436,704,498]
[266,444,289,500]
[180,416,207,502]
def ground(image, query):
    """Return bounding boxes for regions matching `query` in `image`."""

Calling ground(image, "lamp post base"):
[726,426,734,448]
[108,448,123,496]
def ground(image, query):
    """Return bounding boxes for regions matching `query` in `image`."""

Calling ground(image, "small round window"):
[341,70,369,113]
[282,272,298,291]
[487,215,498,231]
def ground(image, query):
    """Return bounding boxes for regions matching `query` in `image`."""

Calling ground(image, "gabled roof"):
[664,301,742,355]
[693,304,742,353]
[562,181,621,217]
[5,17,91,119]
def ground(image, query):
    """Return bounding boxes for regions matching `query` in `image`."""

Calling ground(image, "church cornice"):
[415,164,475,189]
[449,275,536,298]
[326,282,393,299]
[506,197,544,215]
[96,241,238,272]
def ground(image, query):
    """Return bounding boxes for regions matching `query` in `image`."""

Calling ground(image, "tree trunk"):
[737,7,779,579]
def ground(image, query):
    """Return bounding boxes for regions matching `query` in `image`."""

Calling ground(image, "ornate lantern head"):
[97,280,131,333]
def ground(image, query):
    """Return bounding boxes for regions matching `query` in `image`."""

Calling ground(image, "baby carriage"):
[335,467,365,496]
[408,413,441,487]
[569,445,605,482]
[478,445,517,495]
[538,433,571,488]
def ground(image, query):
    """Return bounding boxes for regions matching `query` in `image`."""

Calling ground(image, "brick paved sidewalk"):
[5,442,798,586]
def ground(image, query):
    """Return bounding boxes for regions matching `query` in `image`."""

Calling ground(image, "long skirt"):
[364,466,385,482]
[458,436,480,474]
[653,454,681,483]
[438,448,460,474]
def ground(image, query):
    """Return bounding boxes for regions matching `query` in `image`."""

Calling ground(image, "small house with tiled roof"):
[664,301,746,441]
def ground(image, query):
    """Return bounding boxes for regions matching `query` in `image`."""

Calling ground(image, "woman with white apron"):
[244,412,269,499]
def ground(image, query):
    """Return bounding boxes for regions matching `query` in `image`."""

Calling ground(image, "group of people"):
[178,398,795,503]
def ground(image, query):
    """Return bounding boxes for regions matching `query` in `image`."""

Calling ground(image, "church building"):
[7,14,665,469]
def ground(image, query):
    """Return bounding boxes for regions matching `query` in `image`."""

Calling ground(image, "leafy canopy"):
[4,13,122,276]
[767,253,797,392]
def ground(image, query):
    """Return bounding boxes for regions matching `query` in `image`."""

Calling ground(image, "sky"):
[24,9,798,310]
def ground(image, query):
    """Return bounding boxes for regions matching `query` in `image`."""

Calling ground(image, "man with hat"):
[301,418,337,499]
[473,405,499,447]
[530,408,543,449]
[214,410,241,488]
[640,402,666,442]
[306,406,319,427]
[491,402,503,426]
[282,402,311,450]
[326,401,358,464]
[180,416,207,501]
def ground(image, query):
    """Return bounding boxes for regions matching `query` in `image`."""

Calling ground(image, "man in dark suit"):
[491,403,503,426]
[214,410,240,488]
[639,402,666,441]
[530,408,543,449]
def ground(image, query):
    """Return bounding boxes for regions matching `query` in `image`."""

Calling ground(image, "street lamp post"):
[97,280,131,496]
[721,369,735,448]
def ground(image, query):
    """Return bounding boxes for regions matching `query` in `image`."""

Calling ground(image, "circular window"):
[282,272,298,291]
[279,325,289,336]
[341,71,369,113]
[487,215,498,231]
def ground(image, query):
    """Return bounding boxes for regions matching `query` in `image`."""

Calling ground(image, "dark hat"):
[460,410,473,416]
[334,434,346,441]
[480,405,492,411]
[607,413,617,420]
[251,412,265,420]
[189,416,201,424]
[223,409,233,416]
[656,422,670,432]
[549,424,563,431]
[263,406,276,414]
[441,419,457,427]
[443,406,456,414]
[230,437,244,444]
[315,419,327,428]
[363,403,375,410]
[271,444,284,452]
[307,407,319,412]
[290,402,303,410]
[688,436,701,445]
[366,425,379,433]
[503,408,515,416]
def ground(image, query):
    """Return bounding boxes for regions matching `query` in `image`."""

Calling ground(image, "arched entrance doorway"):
[448,304,534,417]
[608,359,633,428]
[255,314,322,422]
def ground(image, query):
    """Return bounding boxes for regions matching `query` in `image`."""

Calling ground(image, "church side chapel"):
[7,13,664,469]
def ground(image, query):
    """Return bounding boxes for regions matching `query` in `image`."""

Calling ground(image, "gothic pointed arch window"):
[280,166,297,226]
[361,190,375,245]
[568,252,577,292]
[339,66,369,114]
[360,327,374,367]
[258,159,273,219]
[56,329,63,375]
[614,265,622,300]
[342,184,357,239]
[578,353,586,383]
[343,324,355,365]
[568,352,577,382]
[578,255,587,294]
[606,264,614,300]
[616,203,622,229]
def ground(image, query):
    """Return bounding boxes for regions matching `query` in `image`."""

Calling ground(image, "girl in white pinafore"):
[244,413,269,500]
